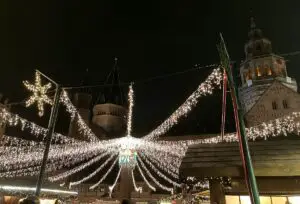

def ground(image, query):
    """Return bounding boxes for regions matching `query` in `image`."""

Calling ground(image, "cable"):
[62,63,218,90]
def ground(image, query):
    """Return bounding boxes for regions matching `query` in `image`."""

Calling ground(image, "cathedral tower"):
[239,18,300,127]
[92,58,127,137]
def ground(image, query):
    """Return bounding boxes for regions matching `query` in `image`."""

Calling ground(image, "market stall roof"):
[180,138,300,177]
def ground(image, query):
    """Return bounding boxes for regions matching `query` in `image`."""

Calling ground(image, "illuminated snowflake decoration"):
[23,72,53,117]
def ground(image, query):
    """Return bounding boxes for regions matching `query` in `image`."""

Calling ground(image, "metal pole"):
[221,69,227,141]
[35,84,62,196]
[217,33,260,204]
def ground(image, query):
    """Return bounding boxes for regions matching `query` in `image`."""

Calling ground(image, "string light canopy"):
[2,65,300,196]
[23,71,53,117]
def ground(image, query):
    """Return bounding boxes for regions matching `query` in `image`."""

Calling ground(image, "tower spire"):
[250,17,256,29]
[95,57,125,106]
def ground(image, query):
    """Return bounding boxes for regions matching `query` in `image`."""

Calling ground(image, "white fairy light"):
[140,152,179,178]
[132,169,142,193]
[60,90,99,142]
[137,155,174,193]
[89,158,119,190]
[0,108,77,144]
[4,65,300,197]
[136,161,156,192]
[69,154,117,187]
[139,152,179,180]
[127,83,134,136]
[49,151,114,182]
[108,167,122,197]
[144,68,222,140]
[23,72,53,117]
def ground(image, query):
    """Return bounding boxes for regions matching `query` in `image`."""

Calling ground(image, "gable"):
[245,80,300,126]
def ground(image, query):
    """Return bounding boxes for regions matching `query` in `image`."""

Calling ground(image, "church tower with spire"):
[239,18,300,127]
[92,58,127,137]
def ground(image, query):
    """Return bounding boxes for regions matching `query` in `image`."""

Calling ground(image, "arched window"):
[248,69,253,79]
[282,100,288,109]
[272,101,278,110]
[256,66,262,77]
[264,65,272,76]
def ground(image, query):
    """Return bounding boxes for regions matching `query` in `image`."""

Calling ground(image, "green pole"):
[217,33,260,204]
[35,84,61,196]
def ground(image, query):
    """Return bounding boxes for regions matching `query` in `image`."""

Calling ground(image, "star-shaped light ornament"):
[23,71,53,117]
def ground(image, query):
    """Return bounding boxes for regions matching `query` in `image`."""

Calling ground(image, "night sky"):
[1,1,300,138]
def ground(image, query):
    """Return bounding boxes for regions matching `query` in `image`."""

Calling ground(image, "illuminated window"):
[272,101,278,110]
[282,100,288,109]
[240,196,251,204]
[267,67,272,75]
[271,196,287,204]
[256,67,262,76]
[288,196,300,204]
[225,196,240,204]
[260,196,271,204]
[248,70,253,79]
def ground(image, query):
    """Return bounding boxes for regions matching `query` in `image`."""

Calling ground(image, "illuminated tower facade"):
[239,18,300,127]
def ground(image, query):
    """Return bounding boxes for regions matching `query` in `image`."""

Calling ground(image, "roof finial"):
[113,57,118,69]
[249,9,256,29]
[250,17,256,29]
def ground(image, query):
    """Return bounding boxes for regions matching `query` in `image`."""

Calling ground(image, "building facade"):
[180,18,300,204]
[238,18,300,127]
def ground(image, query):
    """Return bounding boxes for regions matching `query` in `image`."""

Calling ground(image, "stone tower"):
[0,96,9,140]
[239,18,300,126]
[92,58,127,138]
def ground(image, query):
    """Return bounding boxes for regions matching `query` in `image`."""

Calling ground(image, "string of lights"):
[136,161,156,192]
[89,158,119,190]
[60,90,99,142]
[137,154,181,187]
[49,151,114,182]
[131,169,142,193]
[144,67,222,140]
[139,152,179,179]
[127,84,134,136]
[137,155,174,193]
[108,166,122,197]
[69,154,117,187]
[0,108,77,144]
[141,152,179,178]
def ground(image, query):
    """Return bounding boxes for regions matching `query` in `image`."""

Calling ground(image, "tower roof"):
[244,16,272,59]
[96,58,125,106]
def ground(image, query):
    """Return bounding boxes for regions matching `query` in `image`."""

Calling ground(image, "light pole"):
[217,34,260,203]
[34,70,62,197]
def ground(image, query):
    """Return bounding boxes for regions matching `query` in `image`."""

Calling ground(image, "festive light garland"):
[69,154,117,187]
[49,151,115,182]
[140,152,179,178]
[138,153,179,182]
[0,108,77,144]
[131,169,142,193]
[127,84,134,136]
[60,90,99,142]
[137,155,174,193]
[23,71,53,117]
[144,67,222,140]
[136,161,156,192]
[3,66,300,197]
[89,158,118,190]
[108,166,122,197]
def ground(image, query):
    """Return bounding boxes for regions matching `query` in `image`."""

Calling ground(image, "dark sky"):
[1,1,300,137]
